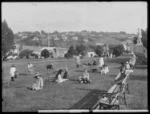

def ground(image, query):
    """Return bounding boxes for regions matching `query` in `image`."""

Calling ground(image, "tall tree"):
[41,49,50,60]
[2,20,14,59]
[141,29,147,49]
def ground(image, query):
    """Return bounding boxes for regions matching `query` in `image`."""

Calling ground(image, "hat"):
[126,61,129,64]
[34,72,41,78]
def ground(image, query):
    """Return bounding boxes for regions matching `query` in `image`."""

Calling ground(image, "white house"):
[95,42,104,46]
[83,39,89,42]
[40,47,68,58]
[87,52,97,57]
[33,37,39,41]
[72,36,78,40]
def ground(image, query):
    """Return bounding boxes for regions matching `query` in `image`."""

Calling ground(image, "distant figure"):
[100,64,109,75]
[129,52,136,68]
[120,62,126,72]
[62,67,69,79]
[125,61,130,70]
[26,62,35,75]
[114,69,133,85]
[75,55,81,68]
[113,70,127,85]
[109,53,113,58]
[79,69,92,84]
[93,58,97,65]
[54,69,68,83]
[30,72,43,90]
[46,62,54,70]
[10,64,16,81]
[98,56,104,68]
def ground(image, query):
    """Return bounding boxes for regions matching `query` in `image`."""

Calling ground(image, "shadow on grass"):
[19,73,28,76]
[106,57,130,64]
[69,78,80,84]
[129,75,147,81]
[109,75,116,78]
[69,89,106,110]
[75,69,84,72]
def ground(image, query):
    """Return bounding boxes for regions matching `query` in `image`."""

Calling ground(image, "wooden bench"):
[91,83,121,110]
[119,70,133,105]
[91,69,133,110]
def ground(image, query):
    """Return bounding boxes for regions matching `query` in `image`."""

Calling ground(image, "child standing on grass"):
[10,64,16,81]
[26,62,35,75]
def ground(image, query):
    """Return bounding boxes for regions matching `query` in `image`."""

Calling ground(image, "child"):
[100,64,109,75]
[26,62,35,75]
[30,72,43,90]
[79,69,92,84]
[10,64,16,81]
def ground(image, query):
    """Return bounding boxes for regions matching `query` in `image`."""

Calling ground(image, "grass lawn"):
[2,56,147,112]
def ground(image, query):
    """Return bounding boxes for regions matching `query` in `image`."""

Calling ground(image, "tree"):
[94,45,104,57]
[76,44,87,56]
[133,37,138,44]
[41,49,50,60]
[2,20,14,59]
[19,49,33,59]
[141,29,147,48]
[67,46,77,56]
[112,45,124,57]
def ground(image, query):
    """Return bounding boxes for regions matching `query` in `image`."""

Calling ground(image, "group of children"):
[8,52,136,91]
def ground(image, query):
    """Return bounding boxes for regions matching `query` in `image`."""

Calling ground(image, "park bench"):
[91,69,133,110]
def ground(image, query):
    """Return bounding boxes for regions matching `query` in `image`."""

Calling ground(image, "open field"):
[2,56,147,112]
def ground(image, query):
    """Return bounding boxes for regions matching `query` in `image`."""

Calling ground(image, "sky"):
[2,2,147,34]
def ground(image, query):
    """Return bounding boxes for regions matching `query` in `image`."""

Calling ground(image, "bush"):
[135,52,147,65]
[31,53,38,59]
[111,45,124,57]
[76,44,87,56]
[41,49,50,60]
[19,49,33,59]
[64,53,73,59]
[94,45,104,57]
[67,46,77,56]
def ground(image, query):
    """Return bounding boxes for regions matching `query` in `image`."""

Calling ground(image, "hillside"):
[14,31,135,48]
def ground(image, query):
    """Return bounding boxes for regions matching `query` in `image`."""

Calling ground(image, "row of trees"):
[19,49,52,60]
[64,44,124,59]
[2,20,15,60]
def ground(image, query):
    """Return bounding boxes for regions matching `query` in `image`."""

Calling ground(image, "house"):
[85,48,97,57]
[21,35,28,39]
[83,39,89,42]
[54,37,59,40]
[72,36,78,40]
[40,47,68,58]
[95,42,104,46]
[33,37,39,41]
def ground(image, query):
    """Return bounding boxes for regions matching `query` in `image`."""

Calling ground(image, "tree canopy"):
[2,20,14,59]
[141,29,147,48]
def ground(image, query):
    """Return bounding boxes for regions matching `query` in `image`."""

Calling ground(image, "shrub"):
[19,49,33,59]
[112,45,124,57]
[135,52,147,65]
[41,49,50,60]
[94,45,104,57]
[67,46,77,56]
[64,53,73,59]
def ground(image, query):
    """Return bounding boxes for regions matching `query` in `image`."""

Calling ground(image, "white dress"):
[10,67,16,78]
[99,57,104,67]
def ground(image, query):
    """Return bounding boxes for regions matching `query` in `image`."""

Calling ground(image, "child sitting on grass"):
[100,64,109,75]
[79,69,92,84]
[30,72,43,90]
